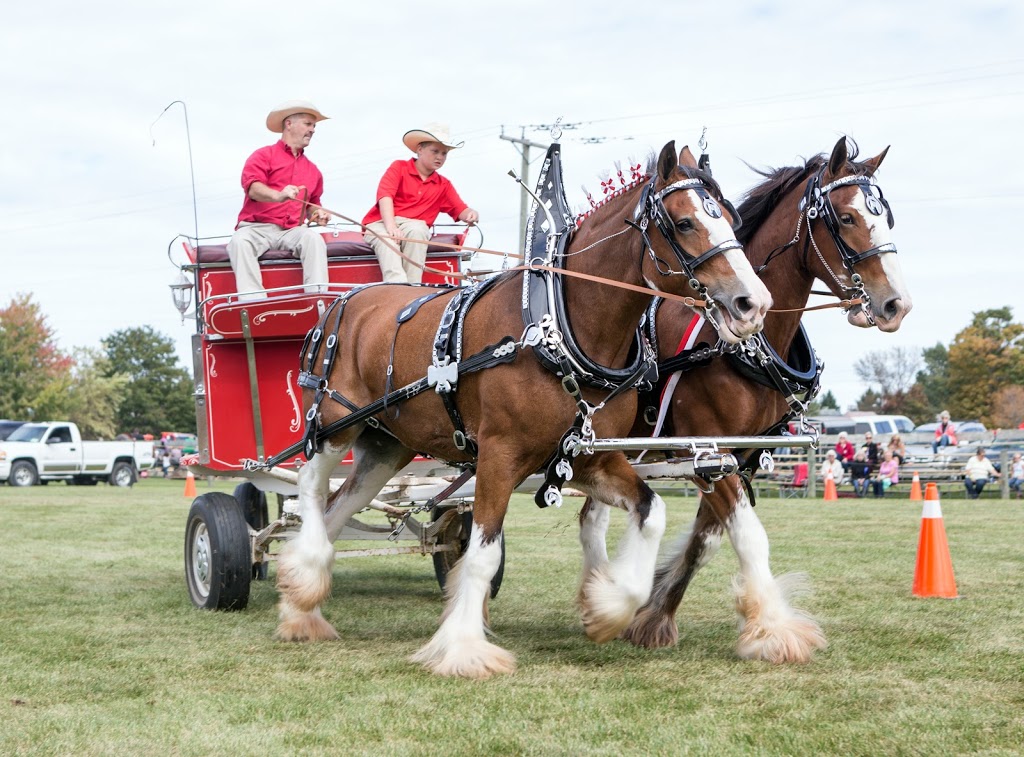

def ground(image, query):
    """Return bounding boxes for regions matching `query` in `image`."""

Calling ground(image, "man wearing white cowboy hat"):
[226,100,332,300]
[362,122,479,283]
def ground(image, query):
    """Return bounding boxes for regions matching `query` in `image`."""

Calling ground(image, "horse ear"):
[827,137,849,177]
[862,145,890,176]
[657,141,678,181]
[679,145,698,169]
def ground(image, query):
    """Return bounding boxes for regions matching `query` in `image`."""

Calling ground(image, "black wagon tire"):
[185,492,252,610]
[431,506,505,599]
[109,461,136,488]
[9,461,38,487]
[233,482,269,580]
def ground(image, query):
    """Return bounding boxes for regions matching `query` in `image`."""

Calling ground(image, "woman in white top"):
[963,447,999,499]
[819,450,844,484]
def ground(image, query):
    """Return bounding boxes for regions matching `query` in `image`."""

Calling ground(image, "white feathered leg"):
[728,492,826,663]
[275,442,345,642]
[577,498,611,604]
[276,434,411,642]
[411,526,515,679]
[579,488,666,643]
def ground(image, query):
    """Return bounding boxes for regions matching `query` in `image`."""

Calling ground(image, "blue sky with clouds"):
[2,1,1022,412]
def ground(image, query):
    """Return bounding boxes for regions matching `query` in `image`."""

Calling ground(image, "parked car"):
[849,415,915,436]
[913,420,988,435]
[805,415,857,435]
[0,421,155,487]
[0,420,27,441]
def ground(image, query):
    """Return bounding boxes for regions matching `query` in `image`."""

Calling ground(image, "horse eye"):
[840,213,854,225]
[675,218,694,232]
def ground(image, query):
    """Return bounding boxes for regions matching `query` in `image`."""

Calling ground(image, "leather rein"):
[299,196,863,318]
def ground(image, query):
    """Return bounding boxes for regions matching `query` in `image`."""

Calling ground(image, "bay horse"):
[579,137,912,663]
[273,142,772,678]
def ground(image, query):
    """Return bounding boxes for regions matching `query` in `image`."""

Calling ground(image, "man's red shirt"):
[362,158,467,227]
[236,140,323,229]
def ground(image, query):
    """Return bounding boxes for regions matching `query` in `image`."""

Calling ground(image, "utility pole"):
[499,128,549,252]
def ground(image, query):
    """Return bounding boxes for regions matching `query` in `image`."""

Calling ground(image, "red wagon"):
[174,225,501,610]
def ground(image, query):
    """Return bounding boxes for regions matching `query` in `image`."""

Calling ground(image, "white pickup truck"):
[0,422,154,487]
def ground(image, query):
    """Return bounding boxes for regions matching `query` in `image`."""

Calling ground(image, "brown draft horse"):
[274,142,772,678]
[579,137,912,663]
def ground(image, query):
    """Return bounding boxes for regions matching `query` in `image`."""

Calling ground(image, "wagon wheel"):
[184,492,251,611]
[233,482,269,580]
[430,505,505,599]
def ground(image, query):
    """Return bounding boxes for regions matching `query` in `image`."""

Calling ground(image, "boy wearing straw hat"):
[362,123,479,283]
[226,100,332,300]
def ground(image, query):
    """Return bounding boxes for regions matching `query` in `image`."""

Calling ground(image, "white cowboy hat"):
[266,100,329,133]
[402,122,465,152]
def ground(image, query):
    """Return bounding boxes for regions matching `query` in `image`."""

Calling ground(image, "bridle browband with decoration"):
[756,166,897,326]
[625,175,744,331]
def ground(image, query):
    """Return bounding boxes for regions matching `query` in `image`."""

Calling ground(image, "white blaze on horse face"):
[848,189,913,322]
[684,189,771,340]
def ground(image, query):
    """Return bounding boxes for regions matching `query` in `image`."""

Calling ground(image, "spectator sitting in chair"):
[819,450,844,484]
[872,449,899,497]
[932,410,958,455]
[963,447,999,499]
[861,432,880,466]
[835,431,856,469]
[886,433,907,465]
[1008,452,1023,499]
[849,450,872,498]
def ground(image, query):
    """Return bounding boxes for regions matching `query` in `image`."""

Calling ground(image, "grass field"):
[1,478,1022,756]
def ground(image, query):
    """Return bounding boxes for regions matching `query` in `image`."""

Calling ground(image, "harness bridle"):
[628,175,744,331]
[758,166,897,326]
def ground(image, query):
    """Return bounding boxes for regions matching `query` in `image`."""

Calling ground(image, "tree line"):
[0,294,194,439]
[849,306,1024,428]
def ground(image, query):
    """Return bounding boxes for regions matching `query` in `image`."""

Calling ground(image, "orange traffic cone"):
[823,469,838,501]
[183,469,197,498]
[909,470,922,500]
[912,483,958,598]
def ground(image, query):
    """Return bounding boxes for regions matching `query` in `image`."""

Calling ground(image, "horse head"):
[641,142,772,344]
[808,137,912,332]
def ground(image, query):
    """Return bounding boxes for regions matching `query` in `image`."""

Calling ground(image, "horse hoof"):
[274,606,340,642]
[410,638,517,679]
[733,572,827,663]
[736,618,826,664]
[621,608,679,649]
[579,569,642,643]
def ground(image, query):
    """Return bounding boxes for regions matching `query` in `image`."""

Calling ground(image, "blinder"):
[637,176,744,284]
[800,169,897,271]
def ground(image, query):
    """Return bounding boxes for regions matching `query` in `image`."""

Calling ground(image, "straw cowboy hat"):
[266,100,329,133]
[402,122,465,152]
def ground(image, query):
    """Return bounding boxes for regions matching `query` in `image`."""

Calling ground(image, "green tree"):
[946,307,1024,426]
[914,343,950,418]
[0,294,75,420]
[103,326,195,436]
[65,348,129,439]
[855,387,882,413]
[808,389,838,415]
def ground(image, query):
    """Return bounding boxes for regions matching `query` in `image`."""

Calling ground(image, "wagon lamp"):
[170,270,194,323]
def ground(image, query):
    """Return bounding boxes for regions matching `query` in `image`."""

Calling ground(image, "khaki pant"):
[364,218,431,283]
[226,222,329,299]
